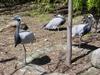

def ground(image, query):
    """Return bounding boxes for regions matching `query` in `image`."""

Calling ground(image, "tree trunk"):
[66,0,72,66]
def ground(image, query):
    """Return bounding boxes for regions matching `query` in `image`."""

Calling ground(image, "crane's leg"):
[95,21,98,33]
[57,27,60,32]
[22,44,27,65]
[79,35,82,48]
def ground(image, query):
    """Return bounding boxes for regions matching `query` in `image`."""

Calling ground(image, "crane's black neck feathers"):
[14,20,22,47]
[82,16,93,36]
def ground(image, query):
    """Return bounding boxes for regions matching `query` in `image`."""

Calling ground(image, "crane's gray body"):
[13,16,35,47]
[45,17,65,29]
[72,14,95,38]
[19,30,35,44]
[43,14,66,30]
[72,24,88,37]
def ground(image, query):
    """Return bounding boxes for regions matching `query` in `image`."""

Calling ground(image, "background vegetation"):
[0,0,99,15]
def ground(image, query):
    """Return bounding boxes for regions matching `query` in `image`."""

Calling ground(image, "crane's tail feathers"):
[41,23,47,29]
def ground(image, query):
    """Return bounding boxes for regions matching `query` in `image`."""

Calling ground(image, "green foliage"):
[87,0,100,15]
[73,0,82,11]
[0,0,99,15]
[35,3,55,13]
[73,0,100,15]
[0,0,67,14]
[32,0,68,14]
[30,0,68,14]
[87,0,96,10]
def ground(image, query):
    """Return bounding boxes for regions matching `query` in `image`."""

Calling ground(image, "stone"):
[91,48,100,69]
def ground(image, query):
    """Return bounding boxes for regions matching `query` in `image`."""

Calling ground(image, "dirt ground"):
[0,12,100,75]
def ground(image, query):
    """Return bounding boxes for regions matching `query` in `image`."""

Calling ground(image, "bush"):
[87,0,100,15]
[0,0,67,13]
[73,0,82,11]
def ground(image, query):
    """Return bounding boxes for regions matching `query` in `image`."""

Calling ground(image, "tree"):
[66,0,72,66]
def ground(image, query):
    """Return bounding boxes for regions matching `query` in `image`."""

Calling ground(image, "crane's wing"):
[44,18,64,29]
[19,31,35,44]
[72,24,88,37]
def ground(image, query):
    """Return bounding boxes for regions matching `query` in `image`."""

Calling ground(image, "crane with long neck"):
[72,14,95,47]
[13,15,35,65]
[14,17,22,47]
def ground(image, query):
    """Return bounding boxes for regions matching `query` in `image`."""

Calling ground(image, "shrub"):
[73,0,82,11]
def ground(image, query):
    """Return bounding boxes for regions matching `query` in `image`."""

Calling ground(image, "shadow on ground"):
[45,27,67,31]
[0,57,17,63]
[72,43,99,63]
[73,43,99,50]
[30,55,51,65]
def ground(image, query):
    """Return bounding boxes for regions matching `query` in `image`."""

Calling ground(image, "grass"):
[21,10,52,23]
[72,15,83,25]
[34,14,52,23]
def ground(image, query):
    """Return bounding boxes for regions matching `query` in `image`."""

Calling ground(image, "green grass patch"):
[72,15,83,25]
[34,14,52,23]
[21,9,53,24]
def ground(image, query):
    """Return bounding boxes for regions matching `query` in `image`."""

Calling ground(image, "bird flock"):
[12,14,96,65]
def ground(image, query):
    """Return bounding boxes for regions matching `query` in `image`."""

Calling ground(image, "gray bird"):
[72,14,95,47]
[43,14,66,31]
[13,15,35,65]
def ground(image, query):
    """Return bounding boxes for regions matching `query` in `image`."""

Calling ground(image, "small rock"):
[91,48,100,68]
[44,39,48,41]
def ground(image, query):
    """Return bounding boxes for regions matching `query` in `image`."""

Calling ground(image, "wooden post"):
[66,0,72,66]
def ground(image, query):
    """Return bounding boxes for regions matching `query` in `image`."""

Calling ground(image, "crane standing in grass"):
[13,15,36,65]
[72,14,95,47]
[42,14,66,31]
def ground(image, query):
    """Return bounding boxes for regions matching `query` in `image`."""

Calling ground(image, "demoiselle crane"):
[72,14,95,47]
[13,15,35,65]
[42,14,66,31]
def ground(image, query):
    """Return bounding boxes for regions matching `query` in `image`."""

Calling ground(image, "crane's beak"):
[12,17,16,20]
